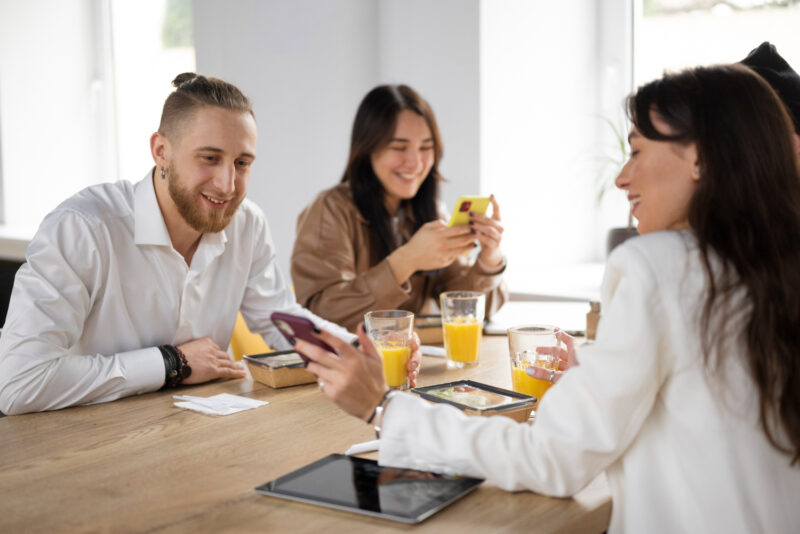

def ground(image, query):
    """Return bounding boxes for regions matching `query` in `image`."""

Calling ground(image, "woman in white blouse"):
[297,64,800,533]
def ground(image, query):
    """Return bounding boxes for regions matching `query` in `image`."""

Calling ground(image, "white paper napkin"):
[421,345,446,358]
[344,439,380,455]
[173,393,268,416]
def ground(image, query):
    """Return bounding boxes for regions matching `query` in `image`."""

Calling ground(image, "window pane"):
[635,1,800,87]
[0,0,195,231]
[110,0,195,181]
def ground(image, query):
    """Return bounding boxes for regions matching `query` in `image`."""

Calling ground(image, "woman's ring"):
[548,369,556,383]
[318,380,325,390]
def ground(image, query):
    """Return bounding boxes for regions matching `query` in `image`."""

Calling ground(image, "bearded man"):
[0,74,409,414]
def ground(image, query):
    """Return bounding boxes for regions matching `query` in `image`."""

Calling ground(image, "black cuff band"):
[159,344,192,388]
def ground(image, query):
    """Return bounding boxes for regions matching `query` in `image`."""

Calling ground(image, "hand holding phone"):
[447,196,491,227]
[270,312,336,365]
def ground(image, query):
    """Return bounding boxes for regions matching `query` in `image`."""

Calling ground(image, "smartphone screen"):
[447,196,491,227]
[270,312,336,365]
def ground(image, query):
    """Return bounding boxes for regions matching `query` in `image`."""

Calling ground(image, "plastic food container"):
[414,314,444,344]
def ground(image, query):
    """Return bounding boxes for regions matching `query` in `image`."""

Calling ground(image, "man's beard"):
[166,164,243,233]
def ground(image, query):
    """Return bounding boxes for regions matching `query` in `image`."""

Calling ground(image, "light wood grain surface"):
[0,335,611,533]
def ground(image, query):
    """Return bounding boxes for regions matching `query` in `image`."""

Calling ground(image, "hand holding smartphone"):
[270,312,336,365]
[447,196,491,227]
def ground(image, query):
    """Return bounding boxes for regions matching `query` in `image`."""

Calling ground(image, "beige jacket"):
[291,183,508,332]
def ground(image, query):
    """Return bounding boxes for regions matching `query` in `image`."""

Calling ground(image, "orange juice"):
[379,345,410,388]
[511,366,552,403]
[443,319,482,363]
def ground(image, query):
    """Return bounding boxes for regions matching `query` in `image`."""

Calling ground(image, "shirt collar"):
[134,168,172,247]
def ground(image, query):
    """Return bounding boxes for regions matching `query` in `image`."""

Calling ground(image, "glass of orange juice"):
[364,310,414,390]
[507,325,562,409]
[440,291,486,369]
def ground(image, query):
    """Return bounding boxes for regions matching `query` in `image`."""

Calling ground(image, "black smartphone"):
[270,312,336,365]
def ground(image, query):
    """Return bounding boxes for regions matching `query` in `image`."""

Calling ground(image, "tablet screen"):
[413,380,536,413]
[425,384,516,410]
[255,454,483,524]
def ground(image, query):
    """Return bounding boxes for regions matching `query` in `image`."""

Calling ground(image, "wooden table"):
[0,336,610,533]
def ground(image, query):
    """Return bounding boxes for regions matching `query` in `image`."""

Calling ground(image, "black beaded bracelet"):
[159,344,192,388]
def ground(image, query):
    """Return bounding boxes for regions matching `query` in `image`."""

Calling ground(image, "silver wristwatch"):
[373,390,399,439]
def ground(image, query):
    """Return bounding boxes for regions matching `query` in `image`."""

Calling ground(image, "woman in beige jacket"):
[291,85,507,332]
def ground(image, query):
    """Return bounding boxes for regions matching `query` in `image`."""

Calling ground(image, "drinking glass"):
[364,310,414,390]
[507,324,562,408]
[440,291,485,369]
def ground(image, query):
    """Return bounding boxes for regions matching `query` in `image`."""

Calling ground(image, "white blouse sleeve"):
[378,243,672,496]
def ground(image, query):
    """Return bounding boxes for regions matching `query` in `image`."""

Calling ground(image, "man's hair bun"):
[172,72,199,89]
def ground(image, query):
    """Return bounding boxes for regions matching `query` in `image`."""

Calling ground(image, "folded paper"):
[173,393,268,415]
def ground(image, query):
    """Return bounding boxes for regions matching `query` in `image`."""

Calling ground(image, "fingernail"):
[352,339,360,348]
[468,211,474,216]
[312,326,321,334]
[470,229,476,235]
[468,221,474,226]
[361,324,367,334]
[288,337,296,345]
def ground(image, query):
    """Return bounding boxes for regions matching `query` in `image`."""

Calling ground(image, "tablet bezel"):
[254,454,483,524]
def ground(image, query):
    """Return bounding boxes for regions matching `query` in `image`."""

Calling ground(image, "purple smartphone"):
[270,312,336,365]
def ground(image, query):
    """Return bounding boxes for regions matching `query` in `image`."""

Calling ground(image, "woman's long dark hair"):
[628,64,800,464]
[342,85,444,264]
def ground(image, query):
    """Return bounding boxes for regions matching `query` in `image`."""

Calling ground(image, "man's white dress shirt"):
[378,231,800,533]
[0,171,349,414]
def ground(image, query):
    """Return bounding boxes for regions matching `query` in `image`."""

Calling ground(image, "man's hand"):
[177,336,246,384]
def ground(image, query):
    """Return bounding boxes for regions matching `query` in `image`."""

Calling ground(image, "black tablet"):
[255,454,483,524]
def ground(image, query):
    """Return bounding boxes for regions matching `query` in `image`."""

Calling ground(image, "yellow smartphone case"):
[447,196,491,226]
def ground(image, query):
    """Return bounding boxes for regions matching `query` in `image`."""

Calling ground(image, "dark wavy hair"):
[341,85,443,264]
[628,64,800,464]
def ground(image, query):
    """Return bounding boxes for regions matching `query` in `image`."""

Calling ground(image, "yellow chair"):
[230,312,271,361]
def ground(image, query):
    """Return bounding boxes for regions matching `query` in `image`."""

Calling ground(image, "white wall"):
[193,0,481,279]
[194,0,377,280]
[377,0,480,210]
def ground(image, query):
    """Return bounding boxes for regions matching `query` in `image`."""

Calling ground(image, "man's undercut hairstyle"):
[158,72,254,140]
